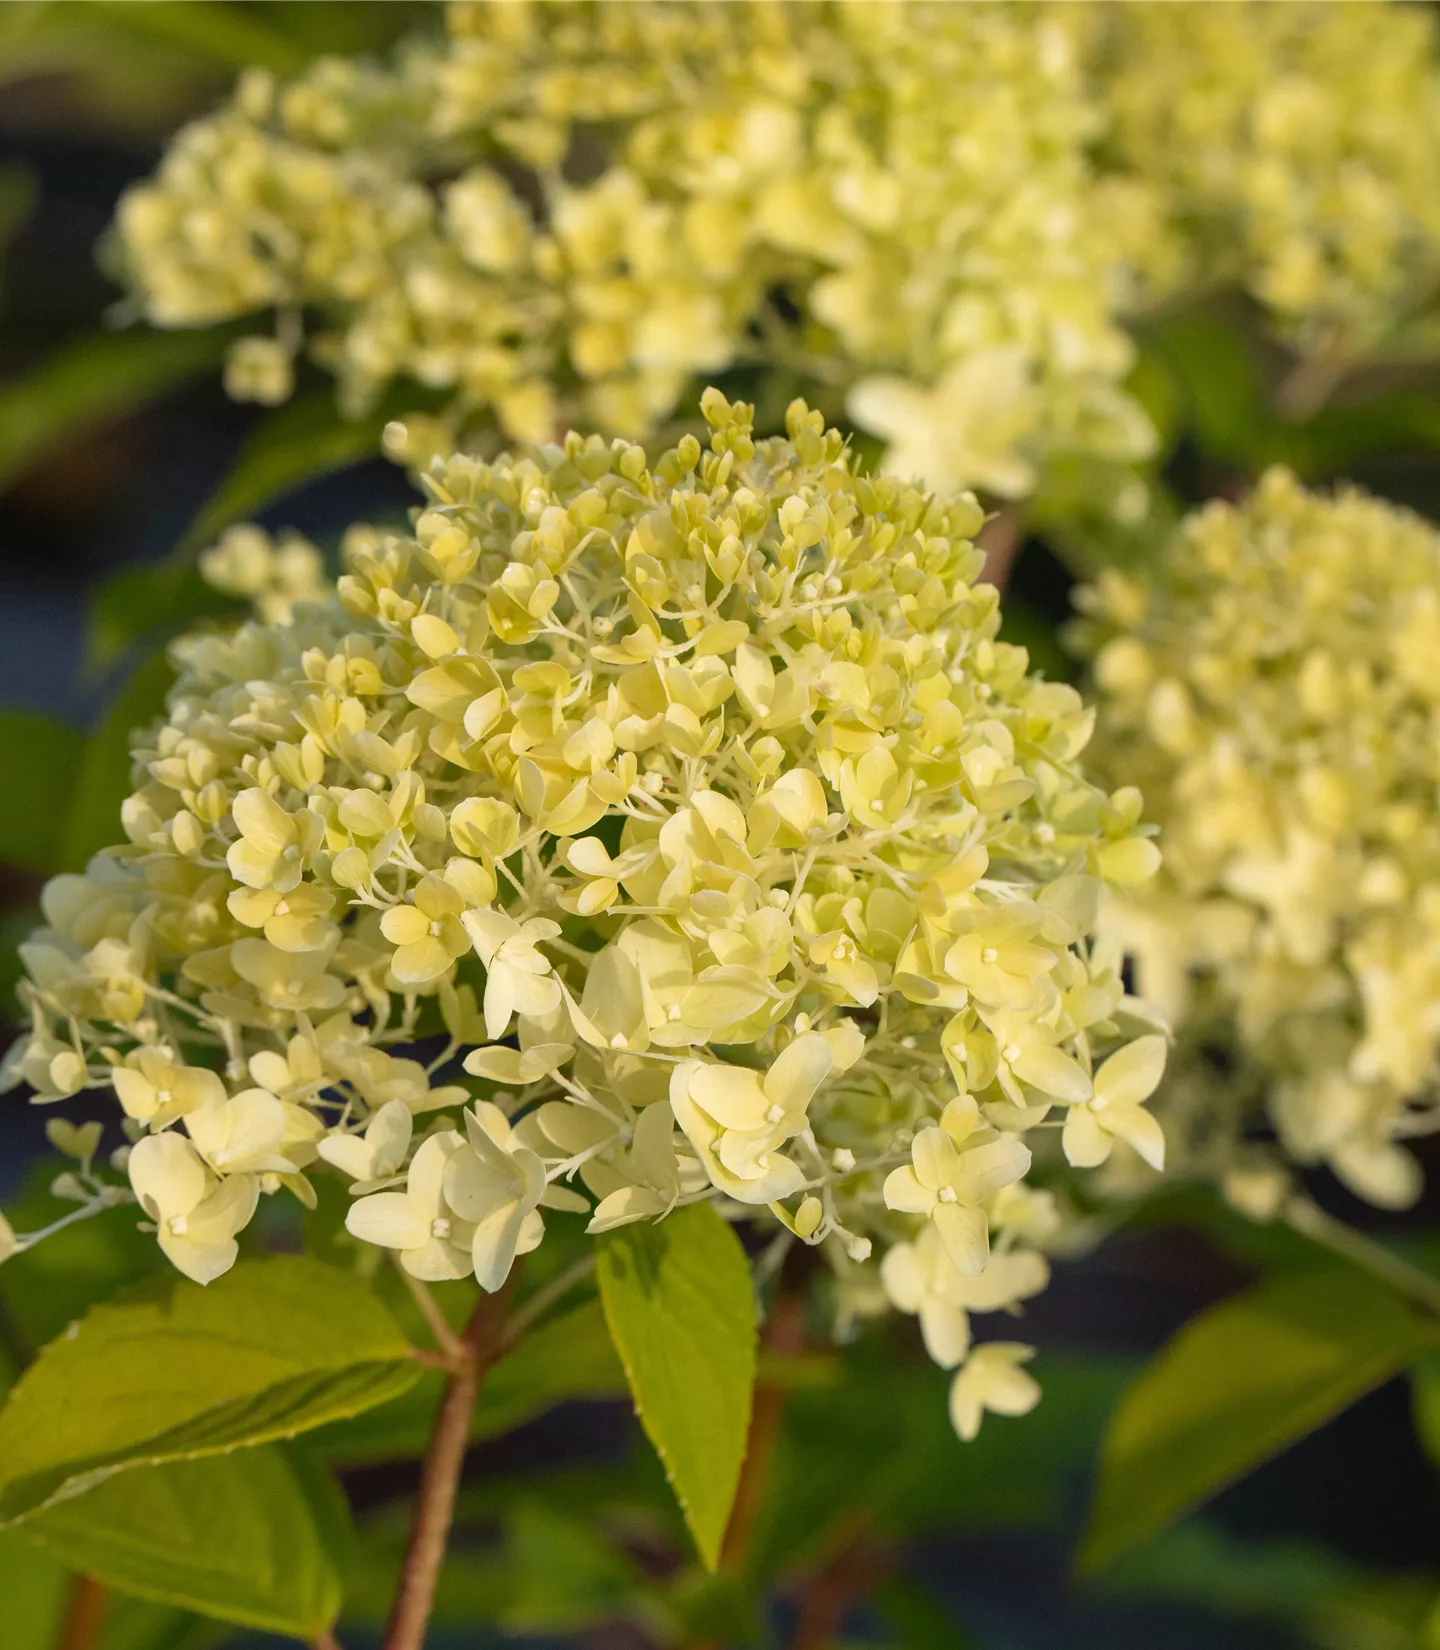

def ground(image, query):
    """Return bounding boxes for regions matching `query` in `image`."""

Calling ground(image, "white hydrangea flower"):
[442,1102,547,1292]
[345,1132,475,1282]
[128,1132,258,1285]
[881,1226,1049,1369]
[670,1035,833,1206]
[948,1342,1042,1441]
[883,1105,1032,1276]
[1060,1035,1167,1172]
[316,1098,413,1187]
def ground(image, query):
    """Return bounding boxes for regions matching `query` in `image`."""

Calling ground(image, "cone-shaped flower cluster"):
[3,392,1164,1434]
[1080,469,1440,1209]
[112,0,1160,496]
[1077,0,1440,358]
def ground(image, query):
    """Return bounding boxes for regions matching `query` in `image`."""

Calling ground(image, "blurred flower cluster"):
[2,392,1165,1436]
[112,0,1440,505]
[112,0,1162,496]
[1079,470,1440,1212]
[1076,0,1440,365]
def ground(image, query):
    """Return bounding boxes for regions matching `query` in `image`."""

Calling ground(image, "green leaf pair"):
[0,1201,762,1640]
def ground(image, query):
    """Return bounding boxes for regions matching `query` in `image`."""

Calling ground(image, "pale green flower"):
[1083,468,1440,1207]
[7,392,1164,1441]
[948,1342,1042,1442]
[128,1132,258,1285]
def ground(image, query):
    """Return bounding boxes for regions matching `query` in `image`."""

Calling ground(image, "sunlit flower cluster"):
[112,0,1161,497]
[1076,0,1440,360]
[2,392,1164,1436]
[1079,469,1440,1211]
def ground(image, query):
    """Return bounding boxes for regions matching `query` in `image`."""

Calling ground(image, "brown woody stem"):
[977,505,1024,594]
[720,1291,806,1570]
[381,1283,512,1650]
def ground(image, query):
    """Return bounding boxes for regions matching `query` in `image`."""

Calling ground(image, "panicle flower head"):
[1079,468,1440,1209]
[4,391,1164,1437]
[112,0,1162,496]
[1075,0,1440,359]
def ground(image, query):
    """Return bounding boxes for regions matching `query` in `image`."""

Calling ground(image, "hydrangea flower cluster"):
[1079,469,1440,1211]
[1078,0,1440,360]
[112,0,1160,497]
[2,392,1165,1436]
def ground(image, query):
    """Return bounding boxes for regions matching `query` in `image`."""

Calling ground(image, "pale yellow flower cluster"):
[1080,469,1440,1210]
[199,524,330,625]
[3,393,1164,1435]
[1077,1,1440,357]
[112,0,1160,497]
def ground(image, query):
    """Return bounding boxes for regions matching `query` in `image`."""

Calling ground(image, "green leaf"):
[84,0,310,74]
[61,650,175,871]
[85,564,237,679]
[98,1598,226,1650]
[0,1527,67,1650]
[1081,1263,1435,1572]
[0,1159,163,1377]
[597,1202,756,1570]
[0,710,84,872]
[308,1296,626,1467]
[179,392,392,557]
[0,1254,419,1526]
[24,1446,348,1637]
[1142,311,1266,468]
[0,329,230,496]
[873,1579,975,1650]
[499,1500,645,1635]
[87,393,398,667]
[1410,1350,1440,1470]
[1101,1520,1437,1645]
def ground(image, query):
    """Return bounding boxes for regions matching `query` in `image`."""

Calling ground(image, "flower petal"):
[1093,1035,1167,1110]
[932,1199,989,1276]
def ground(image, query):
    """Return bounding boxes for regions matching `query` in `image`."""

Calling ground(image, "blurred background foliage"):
[4,5,1440,1649]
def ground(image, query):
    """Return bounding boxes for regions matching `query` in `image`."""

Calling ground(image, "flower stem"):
[977,505,1024,593]
[1286,1196,1440,1317]
[381,1281,513,1650]
[720,1291,806,1571]
[54,1575,107,1650]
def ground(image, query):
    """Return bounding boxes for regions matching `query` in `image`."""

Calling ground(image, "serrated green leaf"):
[1081,1263,1435,1572]
[0,710,84,872]
[0,1255,419,1526]
[0,329,229,496]
[597,1203,756,1571]
[308,1296,626,1467]
[24,1446,348,1637]
[61,650,175,872]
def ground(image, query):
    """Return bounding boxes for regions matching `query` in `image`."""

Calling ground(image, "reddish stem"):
[55,1575,107,1650]
[381,1285,511,1650]
[977,505,1023,593]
